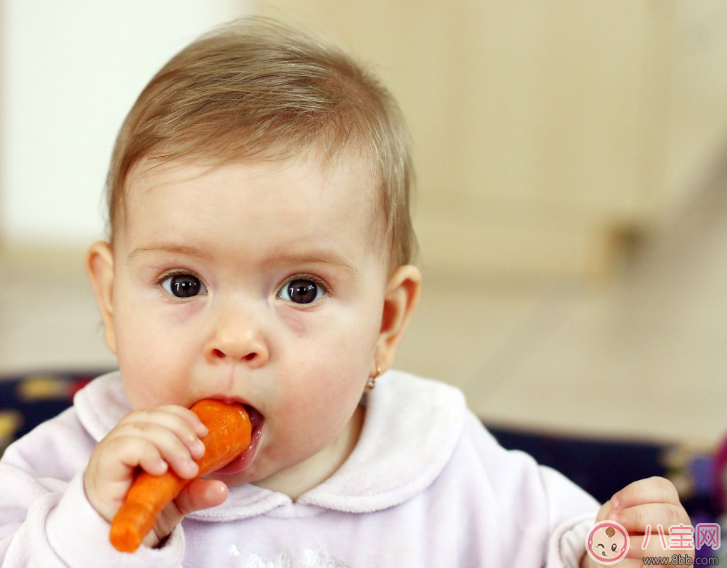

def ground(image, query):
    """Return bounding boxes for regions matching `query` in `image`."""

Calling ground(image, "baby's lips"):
[242,404,265,445]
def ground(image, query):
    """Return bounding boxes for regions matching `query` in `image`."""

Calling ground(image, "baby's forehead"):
[129,152,374,203]
[129,141,374,192]
[120,152,384,248]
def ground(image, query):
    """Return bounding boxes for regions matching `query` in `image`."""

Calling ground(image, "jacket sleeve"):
[547,514,596,568]
[539,463,599,567]
[0,411,185,567]
[463,410,600,567]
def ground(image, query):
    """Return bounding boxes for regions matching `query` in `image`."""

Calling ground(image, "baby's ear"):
[376,265,421,370]
[85,241,117,354]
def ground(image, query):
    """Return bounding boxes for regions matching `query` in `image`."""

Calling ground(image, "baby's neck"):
[253,404,365,501]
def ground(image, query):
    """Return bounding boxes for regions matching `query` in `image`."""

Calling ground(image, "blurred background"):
[1,0,726,461]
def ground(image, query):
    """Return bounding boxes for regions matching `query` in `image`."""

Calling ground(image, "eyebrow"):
[273,251,362,281]
[127,243,362,280]
[127,244,211,264]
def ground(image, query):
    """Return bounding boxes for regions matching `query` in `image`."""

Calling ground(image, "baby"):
[0,17,690,567]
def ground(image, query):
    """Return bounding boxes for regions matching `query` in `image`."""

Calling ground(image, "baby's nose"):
[204,308,269,367]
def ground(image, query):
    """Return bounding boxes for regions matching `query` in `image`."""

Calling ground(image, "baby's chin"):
[206,460,283,492]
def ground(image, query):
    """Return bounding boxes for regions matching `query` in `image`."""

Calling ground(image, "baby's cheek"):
[169,300,205,325]
[278,309,308,338]
[278,368,359,427]
[115,330,191,409]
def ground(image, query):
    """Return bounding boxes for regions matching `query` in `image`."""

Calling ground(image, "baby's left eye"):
[278,278,326,305]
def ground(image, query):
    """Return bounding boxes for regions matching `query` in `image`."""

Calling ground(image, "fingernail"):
[196,423,209,437]
[190,439,205,458]
[154,458,168,474]
[185,459,199,476]
[611,495,620,510]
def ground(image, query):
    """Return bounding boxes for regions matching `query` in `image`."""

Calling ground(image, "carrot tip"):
[109,524,141,553]
[110,501,155,552]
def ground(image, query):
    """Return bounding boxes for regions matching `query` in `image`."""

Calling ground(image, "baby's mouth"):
[212,404,265,475]
[244,404,265,442]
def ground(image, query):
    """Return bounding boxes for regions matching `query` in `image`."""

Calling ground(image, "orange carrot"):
[109,399,252,553]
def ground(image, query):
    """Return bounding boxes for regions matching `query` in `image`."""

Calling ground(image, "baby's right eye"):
[160,274,208,298]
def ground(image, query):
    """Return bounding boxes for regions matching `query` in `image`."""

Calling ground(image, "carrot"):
[109,399,252,553]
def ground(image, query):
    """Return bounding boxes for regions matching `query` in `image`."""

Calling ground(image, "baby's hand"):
[581,476,692,567]
[84,405,228,548]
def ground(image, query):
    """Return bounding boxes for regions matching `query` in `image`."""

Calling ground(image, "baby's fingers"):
[107,435,170,478]
[151,405,209,438]
[611,476,680,510]
[116,422,203,478]
[143,479,228,549]
[85,434,183,523]
[120,406,207,458]
[609,502,690,534]
[625,533,693,560]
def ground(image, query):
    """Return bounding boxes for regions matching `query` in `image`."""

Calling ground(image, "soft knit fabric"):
[0,370,598,567]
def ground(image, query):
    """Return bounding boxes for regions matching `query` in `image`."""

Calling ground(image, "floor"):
[1,174,726,447]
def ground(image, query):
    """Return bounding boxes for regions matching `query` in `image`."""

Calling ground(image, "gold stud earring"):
[366,365,382,391]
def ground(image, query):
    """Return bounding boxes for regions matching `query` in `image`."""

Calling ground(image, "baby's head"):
[86,17,422,497]
[106,16,416,273]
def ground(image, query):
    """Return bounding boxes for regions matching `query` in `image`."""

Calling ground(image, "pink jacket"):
[0,370,598,567]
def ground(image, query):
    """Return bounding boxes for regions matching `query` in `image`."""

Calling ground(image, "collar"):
[75,369,466,519]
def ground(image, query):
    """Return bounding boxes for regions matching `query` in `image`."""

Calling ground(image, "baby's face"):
[97,153,404,494]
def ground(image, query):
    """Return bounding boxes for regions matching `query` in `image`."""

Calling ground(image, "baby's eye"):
[610,543,617,552]
[160,273,207,298]
[278,278,325,305]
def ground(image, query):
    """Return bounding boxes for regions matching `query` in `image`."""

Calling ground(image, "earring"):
[366,365,382,391]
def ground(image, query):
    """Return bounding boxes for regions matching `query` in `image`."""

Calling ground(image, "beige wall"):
[0,0,254,248]
[260,0,727,280]
[665,1,727,210]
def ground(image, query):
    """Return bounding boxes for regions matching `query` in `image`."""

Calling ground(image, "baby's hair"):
[106,16,417,270]
[605,527,615,538]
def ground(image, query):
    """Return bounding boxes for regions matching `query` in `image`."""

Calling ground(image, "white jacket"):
[0,370,597,567]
